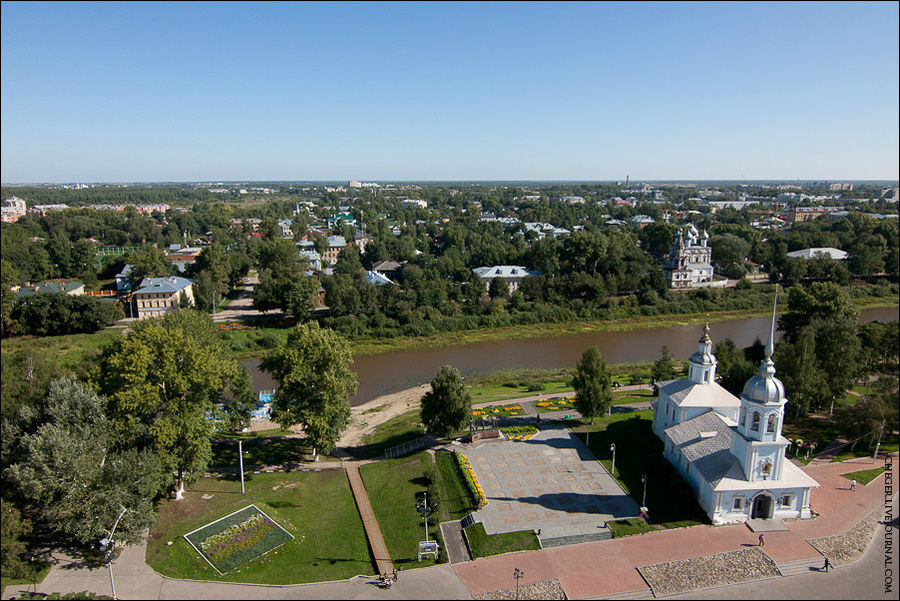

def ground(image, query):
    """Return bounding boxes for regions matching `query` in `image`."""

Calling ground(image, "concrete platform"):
[462,425,640,542]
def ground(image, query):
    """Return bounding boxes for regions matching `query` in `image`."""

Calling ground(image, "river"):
[243,306,898,405]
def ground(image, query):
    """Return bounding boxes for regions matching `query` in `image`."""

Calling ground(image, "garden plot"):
[183,504,293,574]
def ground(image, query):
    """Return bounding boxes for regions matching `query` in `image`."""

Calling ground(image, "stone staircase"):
[776,556,826,577]
[540,530,614,548]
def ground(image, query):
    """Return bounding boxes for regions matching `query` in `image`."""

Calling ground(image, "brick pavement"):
[453,454,894,599]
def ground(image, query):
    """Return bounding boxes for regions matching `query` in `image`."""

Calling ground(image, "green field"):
[358,452,445,567]
[840,467,888,485]
[358,409,425,458]
[571,411,708,529]
[607,517,656,538]
[146,470,373,583]
[463,523,541,558]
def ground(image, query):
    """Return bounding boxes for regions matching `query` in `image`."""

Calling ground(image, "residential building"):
[321,236,348,265]
[132,276,195,319]
[299,249,322,271]
[787,206,842,223]
[15,279,85,298]
[472,265,540,293]
[166,246,204,273]
[2,197,27,223]
[115,264,134,291]
[785,247,848,261]
[651,315,819,525]
[400,199,428,209]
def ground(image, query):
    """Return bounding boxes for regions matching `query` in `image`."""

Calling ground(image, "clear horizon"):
[2,1,898,183]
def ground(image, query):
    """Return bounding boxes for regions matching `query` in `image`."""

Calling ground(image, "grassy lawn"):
[840,467,888,485]
[782,415,845,464]
[0,563,52,590]
[146,470,373,584]
[358,409,425,459]
[210,434,324,468]
[570,411,708,529]
[359,452,445,568]
[0,329,122,371]
[434,450,478,521]
[612,389,655,405]
[463,523,541,559]
[608,518,656,538]
[468,379,573,405]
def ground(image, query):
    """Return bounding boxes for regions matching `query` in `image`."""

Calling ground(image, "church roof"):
[714,457,820,491]
[659,378,741,408]
[665,411,744,487]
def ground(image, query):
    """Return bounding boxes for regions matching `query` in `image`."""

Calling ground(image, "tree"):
[420,365,471,437]
[3,378,162,545]
[126,246,173,289]
[99,310,242,499]
[1,260,20,337]
[260,322,357,457]
[488,276,509,299]
[1,498,32,579]
[571,347,613,424]
[778,282,858,344]
[651,346,675,382]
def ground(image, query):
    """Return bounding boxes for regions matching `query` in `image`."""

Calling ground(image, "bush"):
[526,381,546,392]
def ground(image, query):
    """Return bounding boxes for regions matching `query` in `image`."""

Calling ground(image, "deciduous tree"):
[420,365,471,437]
[261,322,357,457]
[572,347,613,424]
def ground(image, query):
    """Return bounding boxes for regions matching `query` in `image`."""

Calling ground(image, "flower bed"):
[532,397,576,412]
[183,505,293,574]
[500,425,538,441]
[216,322,257,331]
[471,404,524,418]
[456,452,488,508]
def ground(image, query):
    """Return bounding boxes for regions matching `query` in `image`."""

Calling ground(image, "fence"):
[384,435,433,459]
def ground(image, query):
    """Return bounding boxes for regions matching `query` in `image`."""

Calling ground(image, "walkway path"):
[344,462,394,578]
[452,454,895,599]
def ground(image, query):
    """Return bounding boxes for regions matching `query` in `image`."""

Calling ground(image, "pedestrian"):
[823,557,830,572]
[850,479,857,491]
[393,568,398,582]
[758,533,765,547]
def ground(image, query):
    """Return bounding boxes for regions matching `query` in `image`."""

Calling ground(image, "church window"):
[751,412,760,432]
[780,494,793,508]
[767,413,777,433]
[704,370,709,383]
[739,407,746,426]
[761,460,772,476]
[733,497,744,511]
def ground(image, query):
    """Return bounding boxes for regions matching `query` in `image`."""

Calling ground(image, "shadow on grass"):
[574,416,709,527]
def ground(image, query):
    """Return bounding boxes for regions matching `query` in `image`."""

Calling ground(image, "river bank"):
[232,297,899,360]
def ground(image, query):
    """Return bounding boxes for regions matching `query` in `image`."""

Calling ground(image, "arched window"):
[751,411,760,432]
[739,407,746,427]
[767,413,777,433]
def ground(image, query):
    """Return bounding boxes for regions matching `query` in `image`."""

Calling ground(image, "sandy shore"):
[338,383,432,448]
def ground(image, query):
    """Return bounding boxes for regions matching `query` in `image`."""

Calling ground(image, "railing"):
[384,435,431,459]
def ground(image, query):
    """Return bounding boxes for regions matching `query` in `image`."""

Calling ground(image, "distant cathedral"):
[663,224,714,288]
[651,301,819,524]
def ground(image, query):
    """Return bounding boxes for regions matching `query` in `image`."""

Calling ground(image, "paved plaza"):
[463,425,640,541]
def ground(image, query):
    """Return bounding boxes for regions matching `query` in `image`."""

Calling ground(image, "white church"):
[651,305,819,525]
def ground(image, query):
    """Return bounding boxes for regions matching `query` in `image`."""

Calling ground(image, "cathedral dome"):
[741,358,785,405]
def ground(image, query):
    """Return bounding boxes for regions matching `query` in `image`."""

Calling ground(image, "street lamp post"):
[641,474,647,507]
[101,505,128,601]
[610,443,616,477]
[874,419,886,462]
[513,568,525,600]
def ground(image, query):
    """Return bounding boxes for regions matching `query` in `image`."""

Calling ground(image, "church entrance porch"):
[750,493,774,519]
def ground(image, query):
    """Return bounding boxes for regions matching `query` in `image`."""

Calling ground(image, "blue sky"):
[2,1,898,182]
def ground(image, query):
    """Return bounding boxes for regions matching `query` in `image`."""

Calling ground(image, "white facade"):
[663,224,714,288]
[651,314,818,525]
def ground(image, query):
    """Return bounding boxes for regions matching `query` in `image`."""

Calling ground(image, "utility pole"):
[238,439,245,494]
